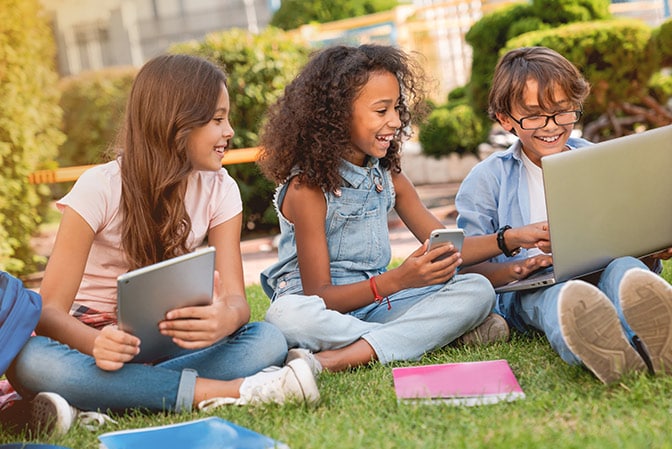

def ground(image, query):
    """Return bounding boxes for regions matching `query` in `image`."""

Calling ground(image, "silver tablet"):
[117,246,215,363]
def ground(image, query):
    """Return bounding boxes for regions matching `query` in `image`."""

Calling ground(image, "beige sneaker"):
[198,359,320,410]
[285,348,323,376]
[621,268,672,374]
[31,392,116,436]
[558,280,646,384]
[458,313,510,345]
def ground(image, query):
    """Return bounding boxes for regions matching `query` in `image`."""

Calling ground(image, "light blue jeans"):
[8,321,287,413]
[496,256,649,364]
[265,273,495,364]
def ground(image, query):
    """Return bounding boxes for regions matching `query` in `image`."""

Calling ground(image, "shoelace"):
[77,411,118,431]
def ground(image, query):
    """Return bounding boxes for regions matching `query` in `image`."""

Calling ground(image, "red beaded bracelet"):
[369,276,391,310]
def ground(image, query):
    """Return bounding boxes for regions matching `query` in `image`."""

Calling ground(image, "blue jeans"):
[7,321,287,412]
[496,256,648,364]
[265,273,495,364]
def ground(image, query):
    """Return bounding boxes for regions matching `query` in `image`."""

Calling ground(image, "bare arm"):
[461,222,552,265]
[391,172,551,265]
[37,207,105,354]
[285,174,460,314]
[37,207,141,371]
[461,254,553,287]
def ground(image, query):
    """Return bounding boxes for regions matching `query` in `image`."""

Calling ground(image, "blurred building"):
[40,0,275,76]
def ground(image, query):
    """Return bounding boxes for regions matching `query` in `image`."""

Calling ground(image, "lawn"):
[2,260,671,448]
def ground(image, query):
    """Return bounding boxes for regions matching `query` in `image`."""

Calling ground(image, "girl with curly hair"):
[257,44,548,373]
[8,54,318,435]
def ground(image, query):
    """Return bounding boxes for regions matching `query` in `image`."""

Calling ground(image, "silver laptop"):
[117,246,215,363]
[496,124,672,293]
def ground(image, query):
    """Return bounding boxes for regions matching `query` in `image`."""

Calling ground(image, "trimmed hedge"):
[270,0,398,30]
[58,67,137,167]
[505,19,655,122]
[419,104,487,158]
[0,0,64,275]
[651,18,672,68]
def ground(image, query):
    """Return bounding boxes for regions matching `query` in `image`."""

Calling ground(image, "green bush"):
[531,0,610,24]
[58,67,137,167]
[0,0,64,275]
[171,27,311,233]
[270,0,398,30]
[419,104,487,158]
[504,19,655,121]
[465,3,537,119]
[651,17,672,68]
[648,70,672,105]
[465,0,609,125]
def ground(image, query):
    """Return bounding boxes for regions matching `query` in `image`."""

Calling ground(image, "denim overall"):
[262,158,495,364]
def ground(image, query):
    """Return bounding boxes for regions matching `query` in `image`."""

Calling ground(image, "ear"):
[496,112,515,133]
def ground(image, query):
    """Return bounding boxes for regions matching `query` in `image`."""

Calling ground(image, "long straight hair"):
[116,54,227,270]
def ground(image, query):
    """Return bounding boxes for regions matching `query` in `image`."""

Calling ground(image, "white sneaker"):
[558,280,646,384]
[31,392,74,436]
[285,348,323,376]
[621,268,672,374]
[198,359,320,410]
[31,392,116,436]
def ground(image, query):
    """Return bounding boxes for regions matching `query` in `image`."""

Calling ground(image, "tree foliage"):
[270,0,398,30]
[0,0,64,275]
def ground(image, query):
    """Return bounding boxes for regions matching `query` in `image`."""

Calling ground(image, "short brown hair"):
[488,46,590,122]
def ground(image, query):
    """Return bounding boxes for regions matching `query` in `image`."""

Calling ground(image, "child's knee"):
[461,273,497,311]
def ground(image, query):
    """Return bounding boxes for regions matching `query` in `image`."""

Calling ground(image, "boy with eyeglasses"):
[455,46,672,384]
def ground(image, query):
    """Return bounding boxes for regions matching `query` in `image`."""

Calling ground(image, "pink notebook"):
[392,359,525,406]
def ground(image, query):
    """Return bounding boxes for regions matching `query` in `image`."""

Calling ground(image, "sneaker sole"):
[559,281,646,384]
[31,392,73,436]
[286,359,320,408]
[621,269,672,374]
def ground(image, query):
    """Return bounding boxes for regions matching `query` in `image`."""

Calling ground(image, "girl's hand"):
[92,325,140,371]
[395,241,462,289]
[508,222,552,253]
[159,272,241,349]
[159,302,236,349]
[509,254,553,280]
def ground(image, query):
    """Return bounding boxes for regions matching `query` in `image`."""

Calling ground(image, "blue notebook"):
[98,417,289,449]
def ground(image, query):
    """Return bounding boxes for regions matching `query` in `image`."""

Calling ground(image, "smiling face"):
[497,79,577,167]
[186,82,234,171]
[347,70,402,167]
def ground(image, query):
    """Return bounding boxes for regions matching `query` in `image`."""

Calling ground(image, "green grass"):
[2,260,671,448]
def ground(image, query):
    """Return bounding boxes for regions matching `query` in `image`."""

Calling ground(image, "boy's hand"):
[508,222,551,254]
[651,247,672,260]
[92,325,140,371]
[509,254,553,280]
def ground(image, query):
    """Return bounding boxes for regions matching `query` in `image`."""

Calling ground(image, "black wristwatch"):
[497,225,521,257]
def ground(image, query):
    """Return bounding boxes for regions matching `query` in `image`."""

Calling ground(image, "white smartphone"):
[427,228,465,261]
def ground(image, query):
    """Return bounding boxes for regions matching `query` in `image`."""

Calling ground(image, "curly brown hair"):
[257,44,428,193]
[115,54,228,270]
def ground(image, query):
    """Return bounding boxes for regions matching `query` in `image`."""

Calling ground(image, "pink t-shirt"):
[55,160,242,314]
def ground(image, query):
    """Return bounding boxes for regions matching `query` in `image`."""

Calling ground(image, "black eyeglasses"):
[507,110,583,130]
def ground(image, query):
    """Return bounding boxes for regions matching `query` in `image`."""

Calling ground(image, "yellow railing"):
[28,147,260,185]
